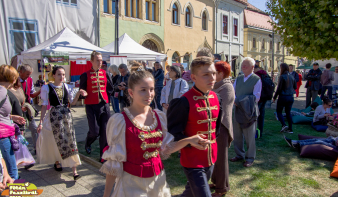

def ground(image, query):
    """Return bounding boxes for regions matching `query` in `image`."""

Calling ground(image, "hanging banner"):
[110,56,127,67]
[76,57,87,64]
[42,51,69,66]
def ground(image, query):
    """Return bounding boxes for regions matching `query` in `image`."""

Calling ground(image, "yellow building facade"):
[164,0,214,66]
[243,5,298,72]
[284,47,298,66]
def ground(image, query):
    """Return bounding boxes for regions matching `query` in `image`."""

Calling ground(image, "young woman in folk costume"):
[101,69,210,197]
[36,66,87,180]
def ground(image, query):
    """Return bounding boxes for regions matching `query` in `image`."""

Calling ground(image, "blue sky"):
[247,0,268,12]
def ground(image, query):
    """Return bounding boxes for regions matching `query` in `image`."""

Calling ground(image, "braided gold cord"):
[143,150,159,160]
[141,141,162,150]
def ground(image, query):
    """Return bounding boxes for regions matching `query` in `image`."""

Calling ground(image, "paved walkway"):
[20,105,115,197]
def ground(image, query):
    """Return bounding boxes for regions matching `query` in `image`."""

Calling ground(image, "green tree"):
[266,0,338,60]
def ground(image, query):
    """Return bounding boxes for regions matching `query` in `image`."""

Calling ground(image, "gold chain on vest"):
[138,130,163,141]
[141,141,162,150]
[143,150,159,160]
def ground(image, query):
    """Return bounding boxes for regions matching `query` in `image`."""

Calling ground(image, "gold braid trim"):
[210,139,216,144]
[197,118,218,124]
[92,85,105,88]
[197,105,218,112]
[92,90,105,93]
[90,71,104,74]
[193,94,214,101]
[92,80,105,83]
[138,130,163,141]
[143,150,159,160]
[197,129,216,135]
[141,141,162,150]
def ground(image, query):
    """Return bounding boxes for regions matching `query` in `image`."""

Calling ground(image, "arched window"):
[202,11,207,30]
[172,52,180,63]
[173,3,178,24]
[186,7,191,27]
[142,40,158,52]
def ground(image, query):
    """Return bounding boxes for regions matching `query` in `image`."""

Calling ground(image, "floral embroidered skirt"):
[36,107,81,168]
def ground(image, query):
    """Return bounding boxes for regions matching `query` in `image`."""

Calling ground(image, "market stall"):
[20,27,112,82]
[103,33,167,65]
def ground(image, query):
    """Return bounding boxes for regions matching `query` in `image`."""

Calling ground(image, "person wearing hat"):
[305,62,322,108]
[160,66,189,113]
[254,60,261,68]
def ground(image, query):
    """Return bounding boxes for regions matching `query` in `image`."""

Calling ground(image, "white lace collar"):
[124,108,158,132]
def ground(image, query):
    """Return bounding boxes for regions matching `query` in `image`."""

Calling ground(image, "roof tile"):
[244,9,273,30]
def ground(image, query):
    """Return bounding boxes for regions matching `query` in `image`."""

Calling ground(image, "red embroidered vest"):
[21,77,33,102]
[84,69,109,105]
[180,87,219,168]
[122,111,164,178]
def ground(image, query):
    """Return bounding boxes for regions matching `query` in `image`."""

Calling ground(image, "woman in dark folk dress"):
[37,66,87,180]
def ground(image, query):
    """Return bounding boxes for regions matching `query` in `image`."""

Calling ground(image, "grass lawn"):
[78,109,338,197]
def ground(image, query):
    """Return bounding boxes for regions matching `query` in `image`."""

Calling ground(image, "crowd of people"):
[0,47,337,197]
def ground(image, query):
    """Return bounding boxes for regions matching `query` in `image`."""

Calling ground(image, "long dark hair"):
[280,63,289,75]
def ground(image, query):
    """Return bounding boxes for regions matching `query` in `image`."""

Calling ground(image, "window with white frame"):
[233,18,238,37]
[222,15,228,35]
[172,3,179,24]
[185,7,191,27]
[202,11,207,30]
[56,0,78,7]
[9,18,39,55]
[262,39,265,49]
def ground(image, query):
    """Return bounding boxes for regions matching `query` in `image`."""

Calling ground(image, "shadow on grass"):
[165,109,337,196]
[76,109,338,196]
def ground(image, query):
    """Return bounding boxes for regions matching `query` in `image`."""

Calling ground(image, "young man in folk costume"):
[79,51,114,161]
[167,57,223,197]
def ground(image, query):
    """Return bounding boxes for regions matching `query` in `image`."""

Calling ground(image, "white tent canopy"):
[21,27,112,60]
[103,33,167,61]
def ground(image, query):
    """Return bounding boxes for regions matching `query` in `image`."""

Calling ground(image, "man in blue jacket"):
[305,62,322,108]
[153,62,164,110]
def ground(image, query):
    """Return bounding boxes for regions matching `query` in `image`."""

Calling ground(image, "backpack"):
[260,74,275,101]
